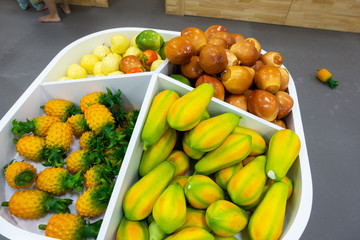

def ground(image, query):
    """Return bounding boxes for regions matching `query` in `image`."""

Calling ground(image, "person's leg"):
[60,0,71,14]
[17,0,29,10]
[38,0,61,22]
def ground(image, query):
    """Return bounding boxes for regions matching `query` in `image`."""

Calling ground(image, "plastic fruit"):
[207,37,228,49]
[254,65,281,93]
[181,56,204,80]
[275,91,294,119]
[225,94,248,111]
[244,37,261,55]
[56,76,72,81]
[230,33,245,43]
[181,27,208,55]
[271,119,287,128]
[279,68,290,91]
[136,30,165,51]
[107,71,124,76]
[221,66,253,94]
[195,74,225,101]
[166,150,190,177]
[119,55,143,73]
[230,41,260,66]
[260,51,284,68]
[205,25,227,39]
[123,46,142,58]
[80,54,99,75]
[199,45,228,75]
[224,49,239,67]
[212,32,236,48]
[232,126,267,156]
[92,44,110,60]
[93,61,103,76]
[66,64,87,79]
[165,36,194,65]
[247,90,279,121]
[116,218,149,240]
[110,34,130,55]
[101,54,121,75]
[151,59,164,71]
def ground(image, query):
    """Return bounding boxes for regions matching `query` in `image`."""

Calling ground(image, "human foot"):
[60,4,71,14]
[37,6,48,11]
[38,14,61,22]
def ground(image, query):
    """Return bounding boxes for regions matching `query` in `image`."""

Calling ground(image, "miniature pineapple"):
[16,135,46,162]
[66,113,89,137]
[43,99,81,120]
[75,182,114,218]
[11,115,61,138]
[79,131,103,150]
[39,213,102,240]
[83,162,119,188]
[4,161,37,189]
[36,167,84,195]
[84,103,115,134]
[1,189,72,219]
[66,149,103,174]
[80,88,121,113]
[117,109,139,141]
[43,122,74,167]
[103,145,127,166]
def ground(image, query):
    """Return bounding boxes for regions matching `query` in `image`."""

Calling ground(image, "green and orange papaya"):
[184,174,224,209]
[123,161,175,221]
[165,227,215,240]
[138,127,177,177]
[206,200,248,237]
[167,83,214,131]
[116,217,149,240]
[182,131,205,160]
[267,175,294,199]
[189,112,241,152]
[176,207,210,232]
[248,181,288,240]
[227,155,267,207]
[149,221,167,240]
[215,162,243,190]
[153,183,187,234]
[213,235,238,240]
[169,175,189,188]
[141,90,179,150]
[166,150,190,177]
[195,133,251,175]
[232,126,266,156]
[266,129,301,181]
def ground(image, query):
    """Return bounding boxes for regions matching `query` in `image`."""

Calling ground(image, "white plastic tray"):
[0,28,312,240]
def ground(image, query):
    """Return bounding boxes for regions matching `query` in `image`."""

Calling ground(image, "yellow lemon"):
[123,46,142,58]
[107,52,122,61]
[101,54,120,75]
[107,71,124,76]
[110,34,130,55]
[131,34,138,47]
[94,73,106,77]
[56,76,73,81]
[92,44,111,60]
[93,62,103,76]
[80,54,99,74]
[150,60,164,71]
[66,64,87,79]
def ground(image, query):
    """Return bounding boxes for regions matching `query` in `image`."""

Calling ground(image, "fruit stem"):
[1,202,9,207]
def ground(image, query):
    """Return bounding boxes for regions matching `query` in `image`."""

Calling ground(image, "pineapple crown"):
[90,180,115,205]
[102,88,125,124]
[11,119,36,139]
[43,194,73,214]
[43,148,67,167]
[63,170,85,192]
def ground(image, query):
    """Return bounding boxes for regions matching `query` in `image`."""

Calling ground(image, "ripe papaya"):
[182,131,205,160]
[227,155,267,207]
[153,184,187,234]
[215,162,243,190]
[213,235,238,240]
[116,217,149,240]
[138,127,177,177]
[166,150,190,177]
[149,221,167,240]
[169,175,189,188]
[267,175,293,199]
[184,174,224,209]
[167,83,214,131]
[206,200,248,237]
[165,227,215,240]
[189,113,241,152]
[141,90,179,150]
[232,126,266,156]
[123,161,175,221]
[242,178,273,211]
[195,133,251,175]
[266,129,301,181]
[176,207,210,232]
[248,182,288,240]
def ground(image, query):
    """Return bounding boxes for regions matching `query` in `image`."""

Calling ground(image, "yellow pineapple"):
[36,167,84,195]
[43,122,74,167]
[4,161,37,189]
[84,103,115,134]
[79,131,97,150]
[11,115,61,138]
[66,149,102,174]
[16,135,46,162]
[43,99,81,120]
[83,162,119,188]
[66,113,89,137]
[102,145,127,166]
[1,190,72,219]
[75,182,114,218]
[39,213,102,240]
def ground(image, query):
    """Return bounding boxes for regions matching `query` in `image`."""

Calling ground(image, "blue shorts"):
[17,0,44,11]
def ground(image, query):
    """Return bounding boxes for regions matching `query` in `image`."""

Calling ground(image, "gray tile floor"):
[1,0,360,239]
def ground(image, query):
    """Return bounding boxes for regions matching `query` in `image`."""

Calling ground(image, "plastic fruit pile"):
[165,25,294,129]
[57,30,167,81]
[2,88,138,239]
[118,84,301,240]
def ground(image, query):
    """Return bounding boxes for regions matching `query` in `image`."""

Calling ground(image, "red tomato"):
[126,67,144,74]
[141,50,158,66]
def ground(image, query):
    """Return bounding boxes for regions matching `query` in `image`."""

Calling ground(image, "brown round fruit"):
[247,90,279,121]
[230,33,245,43]
[244,38,261,55]
[230,41,260,67]
[260,51,284,68]
[205,25,228,39]
[221,66,253,94]
[119,55,143,73]
[181,27,208,56]
[279,68,290,91]
[199,45,228,75]
[224,49,239,67]
[251,60,265,72]
[181,55,204,80]
[165,36,194,65]
[271,119,287,128]
[195,74,225,101]
[254,65,281,94]
[212,32,236,48]
[207,37,228,49]
[225,94,248,111]
[275,91,294,119]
